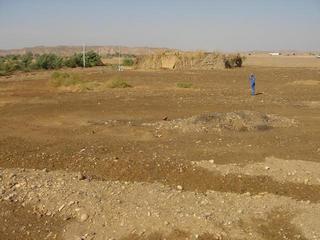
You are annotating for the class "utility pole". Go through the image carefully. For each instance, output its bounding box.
[82,44,86,68]
[118,46,121,71]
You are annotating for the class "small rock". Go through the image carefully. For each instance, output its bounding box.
[79,213,89,222]
[58,204,65,212]
[162,116,168,121]
[77,172,86,181]
[177,185,183,191]
[9,173,16,179]
[237,209,243,214]
[265,166,270,170]
[209,160,215,164]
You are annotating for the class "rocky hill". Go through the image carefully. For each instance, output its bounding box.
[0,45,173,56]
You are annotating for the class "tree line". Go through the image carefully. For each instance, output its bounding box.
[0,51,103,76]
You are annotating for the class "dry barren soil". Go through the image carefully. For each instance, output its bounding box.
[0,61,320,240]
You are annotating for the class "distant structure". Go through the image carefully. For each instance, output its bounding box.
[269,52,281,56]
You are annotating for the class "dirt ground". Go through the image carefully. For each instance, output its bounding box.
[0,59,320,240]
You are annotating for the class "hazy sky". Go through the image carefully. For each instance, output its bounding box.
[0,0,319,51]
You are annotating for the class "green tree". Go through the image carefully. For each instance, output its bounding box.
[85,51,103,67]
[65,51,103,68]
[35,54,63,69]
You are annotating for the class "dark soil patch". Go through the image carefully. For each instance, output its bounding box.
[0,201,64,240]
[255,210,308,240]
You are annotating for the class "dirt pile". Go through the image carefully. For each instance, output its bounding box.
[146,111,297,132]
[136,51,244,70]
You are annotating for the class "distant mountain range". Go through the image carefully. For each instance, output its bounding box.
[0,45,173,56]
[0,46,317,57]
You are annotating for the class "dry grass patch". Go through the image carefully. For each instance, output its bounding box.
[49,71,98,91]
[176,82,193,88]
[107,76,132,88]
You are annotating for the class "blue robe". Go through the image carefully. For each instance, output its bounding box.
[249,75,256,95]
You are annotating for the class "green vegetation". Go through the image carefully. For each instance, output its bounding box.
[0,53,36,75]
[50,71,98,91]
[36,54,63,69]
[0,51,104,76]
[50,72,132,91]
[50,72,84,87]
[176,82,193,88]
[108,77,132,88]
[122,58,134,66]
[65,51,104,68]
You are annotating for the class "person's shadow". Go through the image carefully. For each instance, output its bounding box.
[255,92,263,96]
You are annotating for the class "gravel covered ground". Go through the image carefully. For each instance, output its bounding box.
[0,65,319,239]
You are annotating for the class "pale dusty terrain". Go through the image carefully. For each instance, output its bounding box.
[245,55,320,68]
[0,59,320,240]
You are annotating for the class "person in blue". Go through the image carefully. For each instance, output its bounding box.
[249,73,256,96]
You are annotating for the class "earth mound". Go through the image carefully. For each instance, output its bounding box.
[147,111,297,132]
[136,51,244,70]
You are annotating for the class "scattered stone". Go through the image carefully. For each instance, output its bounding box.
[77,172,86,181]
[9,173,16,179]
[58,204,65,212]
[162,116,168,121]
[79,213,89,222]
[177,185,183,191]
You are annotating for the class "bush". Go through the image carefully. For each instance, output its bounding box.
[176,82,193,88]
[64,56,79,68]
[223,54,245,68]
[108,77,132,88]
[36,54,63,69]
[21,52,33,68]
[0,70,9,76]
[85,51,104,67]
[0,61,21,74]
[122,58,134,66]
[64,51,103,68]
